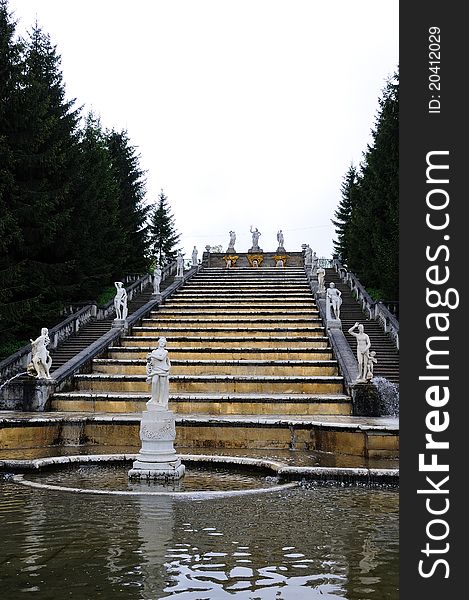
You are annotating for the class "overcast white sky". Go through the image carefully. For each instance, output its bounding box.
[10,0,398,259]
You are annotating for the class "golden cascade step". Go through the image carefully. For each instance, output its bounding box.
[92,358,339,377]
[131,326,325,337]
[74,373,344,394]
[107,346,334,361]
[140,318,323,328]
[119,336,330,348]
[51,391,351,416]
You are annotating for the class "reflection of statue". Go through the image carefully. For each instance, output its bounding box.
[366,351,378,381]
[277,230,284,249]
[249,226,262,252]
[317,267,325,292]
[30,328,52,379]
[146,337,171,409]
[114,282,128,320]
[176,251,184,277]
[153,266,162,294]
[348,322,371,382]
[327,282,342,319]
[228,231,236,250]
[191,246,198,266]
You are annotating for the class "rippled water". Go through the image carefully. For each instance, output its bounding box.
[0,474,398,599]
[22,464,282,493]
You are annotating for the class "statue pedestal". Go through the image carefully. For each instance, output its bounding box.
[112,318,128,331]
[128,407,185,480]
[327,318,342,330]
[151,293,162,302]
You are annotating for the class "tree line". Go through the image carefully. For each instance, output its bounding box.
[332,71,398,302]
[0,1,179,358]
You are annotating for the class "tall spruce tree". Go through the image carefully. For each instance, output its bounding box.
[332,71,398,300]
[70,114,124,298]
[148,190,180,266]
[1,19,81,353]
[107,129,149,273]
[0,0,24,353]
[331,164,359,261]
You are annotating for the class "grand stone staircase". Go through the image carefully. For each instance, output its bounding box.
[52,267,350,417]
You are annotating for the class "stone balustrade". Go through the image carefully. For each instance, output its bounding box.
[0,271,159,385]
[332,259,399,350]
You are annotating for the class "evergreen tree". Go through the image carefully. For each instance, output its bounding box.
[1,18,81,352]
[0,0,24,353]
[331,164,358,261]
[70,114,124,298]
[107,129,149,273]
[332,71,398,300]
[148,190,180,266]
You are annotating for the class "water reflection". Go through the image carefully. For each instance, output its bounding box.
[0,480,398,599]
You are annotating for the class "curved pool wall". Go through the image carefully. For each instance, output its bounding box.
[1,453,399,493]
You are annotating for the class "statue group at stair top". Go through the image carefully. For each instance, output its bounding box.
[348,322,377,383]
[146,337,171,410]
[29,327,53,379]
[114,282,128,320]
[225,227,287,253]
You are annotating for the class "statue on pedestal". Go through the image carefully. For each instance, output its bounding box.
[276,229,285,251]
[249,226,262,252]
[348,322,371,383]
[326,282,342,319]
[176,251,184,277]
[311,251,318,277]
[317,267,326,293]
[153,266,162,295]
[227,230,236,252]
[30,328,52,379]
[191,246,198,266]
[114,282,128,320]
[146,337,171,410]
[304,244,313,266]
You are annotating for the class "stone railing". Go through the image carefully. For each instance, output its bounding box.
[0,271,157,385]
[332,259,399,350]
[1,263,200,410]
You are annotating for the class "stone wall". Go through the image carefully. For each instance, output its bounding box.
[203,252,305,268]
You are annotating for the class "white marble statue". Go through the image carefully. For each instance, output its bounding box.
[348,322,371,383]
[228,230,236,250]
[249,226,262,251]
[30,327,52,379]
[317,267,326,292]
[191,246,198,266]
[366,351,378,381]
[304,245,312,266]
[326,282,342,319]
[176,251,184,277]
[277,229,284,248]
[311,251,318,276]
[276,259,284,268]
[114,282,128,320]
[153,266,162,295]
[146,337,171,409]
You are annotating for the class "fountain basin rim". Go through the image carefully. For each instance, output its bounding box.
[1,453,399,484]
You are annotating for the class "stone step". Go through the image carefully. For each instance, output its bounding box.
[51,391,352,415]
[131,326,325,337]
[107,346,334,361]
[120,336,330,348]
[153,308,319,316]
[181,285,311,291]
[74,373,344,394]
[92,358,339,377]
[140,317,323,328]
[163,300,316,307]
